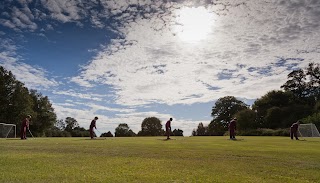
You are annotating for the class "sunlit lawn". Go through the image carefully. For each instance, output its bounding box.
[1,136,320,183]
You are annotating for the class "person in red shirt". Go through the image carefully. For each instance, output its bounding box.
[229,118,237,140]
[290,121,300,140]
[165,118,173,140]
[89,117,98,139]
[20,115,31,140]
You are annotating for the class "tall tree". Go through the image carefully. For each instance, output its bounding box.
[0,67,34,132]
[209,96,248,134]
[139,117,163,136]
[235,109,258,130]
[281,69,307,98]
[253,90,312,128]
[29,90,57,136]
[306,62,320,100]
[0,66,57,137]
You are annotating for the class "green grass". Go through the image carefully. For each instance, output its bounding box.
[1,136,320,183]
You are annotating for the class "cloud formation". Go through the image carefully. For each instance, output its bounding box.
[1,0,320,135]
[70,0,320,106]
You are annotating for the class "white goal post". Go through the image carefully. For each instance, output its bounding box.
[298,123,320,137]
[0,123,16,138]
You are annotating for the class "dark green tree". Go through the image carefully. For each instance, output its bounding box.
[235,109,258,130]
[139,117,163,136]
[101,131,114,137]
[281,69,307,98]
[115,123,136,137]
[71,127,90,137]
[209,96,248,134]
[196,122,207,136]
[192,129,197,136]
[172,129,183,136]
[55,119,66,130]
[29,90,57,136]
[0,67,33,134]
[65,117,79,132]
[253,90,312,128]
[306,62,320,100]
[0,66,57,137]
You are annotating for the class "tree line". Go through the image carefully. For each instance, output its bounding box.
[192,62,320,136]
[1,66,183,137]
[1,62,319,137]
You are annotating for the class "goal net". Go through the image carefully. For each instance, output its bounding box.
[0,123,16,138]
[298,123,320,137]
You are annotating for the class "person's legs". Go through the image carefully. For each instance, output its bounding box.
[294,131,299,140]
[89,128,94,139]
[290,129,293,140]
[166,127,170,139]
[23,128,27,139]
[21,127,27,139]
[230,129,235,139]
[20,127,24,139]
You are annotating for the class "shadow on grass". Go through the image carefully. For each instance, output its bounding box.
[157,138,176,141]
[79,138,115,140]
[228,138,245,141]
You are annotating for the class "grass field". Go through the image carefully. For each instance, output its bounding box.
[1,136,320,183]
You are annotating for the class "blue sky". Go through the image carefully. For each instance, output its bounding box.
[1,0,320,136]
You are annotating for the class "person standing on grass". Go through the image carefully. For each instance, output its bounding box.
[166,118,173,140]
[89,117,98,139]
[290,120,300,140]
[20,115,31,140]
[229,118,237,140]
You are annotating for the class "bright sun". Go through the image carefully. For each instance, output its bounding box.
[174,7,215,42]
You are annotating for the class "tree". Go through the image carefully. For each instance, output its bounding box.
[71,127,90,137]
[306,62,320,100]
[0,67,34,134]
[0,66,57,137]
[172,129,183,136]
[196,122,207,136]
[139,117,163,136]
[65,117,79,132]
[115,123,136,137]
[235,109,258,130]
[264,107,284,129]
[281,69,307,98]
[209,96,248,134]
[101,131,114,137]
[253,90,312,128]
[281,62,320,104]
[55,119,66,130]
[29,90,57,136]
[192,129,197,136]
[302,112,320,129]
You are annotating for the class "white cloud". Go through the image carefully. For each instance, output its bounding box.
[0,39,59,89]
[71,0,320,107]
[52,89,107,101]
[40,0,83,23]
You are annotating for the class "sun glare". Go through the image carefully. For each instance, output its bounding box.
[174,7,215,42]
